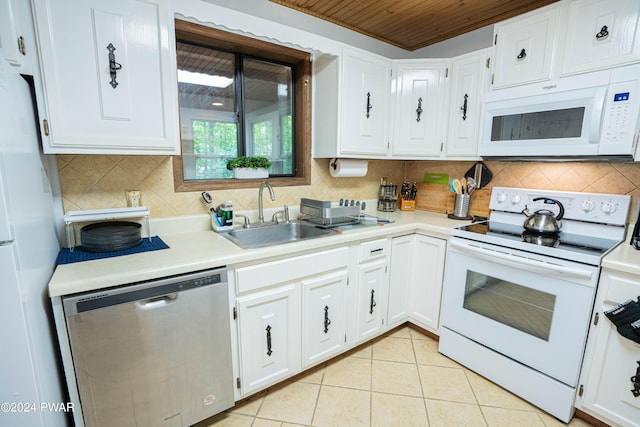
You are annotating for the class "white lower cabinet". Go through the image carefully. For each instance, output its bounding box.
[354,239,390,344]
[302,270,348,367]
[234,247,348,396]
[388,234,447,334]
[577,269,640,426]
[236,284,301,396]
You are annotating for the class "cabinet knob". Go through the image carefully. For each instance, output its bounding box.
[595,25,609,40]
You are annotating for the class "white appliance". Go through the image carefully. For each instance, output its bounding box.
[478,64,640,159]
[439,187,631,422]
[0,53,68,425]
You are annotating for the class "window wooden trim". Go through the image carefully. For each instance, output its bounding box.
[173,20,311,192]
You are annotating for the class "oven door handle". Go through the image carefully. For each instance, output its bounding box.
[449,240,594,281]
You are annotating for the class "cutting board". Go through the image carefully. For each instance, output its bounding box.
[415,183,491,217]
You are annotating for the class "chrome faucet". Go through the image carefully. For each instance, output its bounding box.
[258,181,276,223]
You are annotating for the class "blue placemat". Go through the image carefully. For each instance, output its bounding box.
[56,236,169,265]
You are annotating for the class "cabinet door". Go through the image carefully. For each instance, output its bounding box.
[409,235,447,332]
[31,0,180,154]
[302,269,348,368]
[341,48,390,156]
[355,258,388,343]
[391,61,447,158]
[562,0,640,75]
[446,50,490,158]
[492,4,560,89]
[578,270,640,427]
[387,235,413,327]
[237,284,301,395]
[0,0,29,71]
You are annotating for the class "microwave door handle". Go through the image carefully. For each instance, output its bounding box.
[590,86,608,143]
[449,240,593,280]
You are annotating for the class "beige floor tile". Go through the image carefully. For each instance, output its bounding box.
[195,413,255,427]
[296,364,325,384]
[252,418,283,427]
[371,359,423,397]
[539,412,595,427]
[425,399,487,427]
[465,370,540,412]
[282,424,308,427]
[409,328,432,341]
[349,344,372,359]
[372,336,416,363]
[312,385,370,427]
[371,392,428,427]
[419,365,477,404]
[322,356,372,390]
[413,339,460,368]
[229,395,265,416]
[257,381,320,425]
[387,326,412,338]
[481,406,545,427]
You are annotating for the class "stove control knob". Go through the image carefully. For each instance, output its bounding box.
[601,201,617,215]
[511,194,521,205]
[496,193,508,204]
[581,200,595,213]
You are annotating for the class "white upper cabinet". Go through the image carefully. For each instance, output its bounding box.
[445,49,490,158]
[0,0,32,72]
[31,0,180,154]
[313,47,391,158]
[561,0,640,76]
[391,60,447,158]
[491,3,560,89]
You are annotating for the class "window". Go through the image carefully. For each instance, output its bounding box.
[173,20,311,191]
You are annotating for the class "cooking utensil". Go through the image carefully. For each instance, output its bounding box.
[452,179,462,194]
[521,198,565,234]
[460,178,467,194]
[466,177,477,194]
[464,162,492,189]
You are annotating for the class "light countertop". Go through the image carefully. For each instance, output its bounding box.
[49,210,468,297]
[602,233,640,276]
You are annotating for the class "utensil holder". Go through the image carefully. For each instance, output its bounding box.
[453,194,471,218]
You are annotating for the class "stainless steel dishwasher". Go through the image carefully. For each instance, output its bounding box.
[63,268,234,427]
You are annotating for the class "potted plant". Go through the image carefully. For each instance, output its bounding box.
[226,156,272,179]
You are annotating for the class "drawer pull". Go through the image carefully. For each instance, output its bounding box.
[370,248,384,255]
[595,25,609,40]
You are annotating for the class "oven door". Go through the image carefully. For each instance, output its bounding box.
[441,239,600,386]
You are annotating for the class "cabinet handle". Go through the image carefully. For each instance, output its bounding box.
[324,305,331,333]
[366,92,372,118]
[595,25,609,40]
[416,97,423,122]
[460,94,468,121]
[266,325,273,356]
[369,289,377,314]
[631,361,640,397]
[516,48,527,60]
[107,43,123,89]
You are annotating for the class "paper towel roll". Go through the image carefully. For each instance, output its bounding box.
[329,158,368,177]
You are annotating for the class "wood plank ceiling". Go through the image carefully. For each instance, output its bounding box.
[269,0,559,51]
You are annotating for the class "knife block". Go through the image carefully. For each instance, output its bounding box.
[399,198,416,211]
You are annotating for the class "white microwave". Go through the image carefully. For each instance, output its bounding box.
[478,64,640,160]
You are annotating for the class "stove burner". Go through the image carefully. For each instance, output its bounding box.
[521,231,560,248]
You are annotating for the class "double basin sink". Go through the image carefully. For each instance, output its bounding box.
[220,221,337,249]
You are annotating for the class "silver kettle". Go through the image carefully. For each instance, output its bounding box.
[521,197,564,234]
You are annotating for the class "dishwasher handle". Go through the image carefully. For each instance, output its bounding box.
[136,293,178,310]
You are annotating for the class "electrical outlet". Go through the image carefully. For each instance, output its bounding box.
[126,190,141,207]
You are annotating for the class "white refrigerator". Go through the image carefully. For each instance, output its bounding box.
[0,53,68,426]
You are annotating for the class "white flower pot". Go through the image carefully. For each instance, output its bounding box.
[233,167,269,179]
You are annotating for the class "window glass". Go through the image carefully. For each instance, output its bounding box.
[176,41,295,180]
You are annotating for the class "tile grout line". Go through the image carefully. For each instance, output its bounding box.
[410,334,432,427]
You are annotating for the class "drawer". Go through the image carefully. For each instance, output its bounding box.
[236,247,348,294]
[358,238,389,263]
